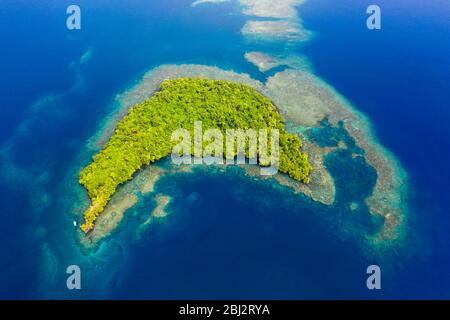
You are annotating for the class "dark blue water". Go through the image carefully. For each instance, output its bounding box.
[111,167,378,299]
[301,0,450,298]
[0,0,449,299]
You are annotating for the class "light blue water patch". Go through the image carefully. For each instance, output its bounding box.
[309,118,363,154]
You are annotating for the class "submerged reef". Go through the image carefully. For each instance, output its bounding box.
[239,0,311,43]
[240,0,305,19]
[263,70,407,242]
[241,20,310,42]
[244,52,284,72]
[76,64,407,250]
[244,52,312,73]
[191,0,230,7]
[191,0,311,43]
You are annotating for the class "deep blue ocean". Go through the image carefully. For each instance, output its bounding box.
[0,0,449,299]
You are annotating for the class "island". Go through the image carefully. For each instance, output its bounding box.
[72,0,408,251]
[79,78,312,233]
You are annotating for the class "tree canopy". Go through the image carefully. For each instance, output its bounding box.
[79,78,312,232]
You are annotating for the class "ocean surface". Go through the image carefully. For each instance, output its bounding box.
[0,0,449,299]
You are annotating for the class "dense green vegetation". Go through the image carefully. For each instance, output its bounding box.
[79,78,312,232]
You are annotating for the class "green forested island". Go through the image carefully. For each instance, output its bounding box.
[79,78,312,232]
